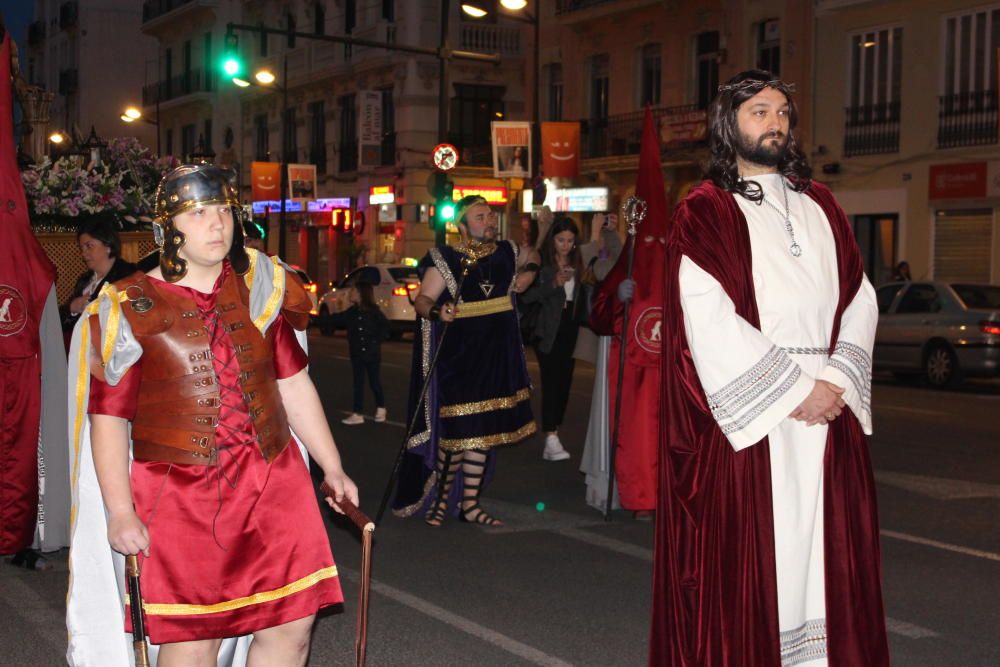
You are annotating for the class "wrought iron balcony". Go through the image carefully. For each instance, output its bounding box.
[141,68,215,106]
[459,23,522,58]
[937,91,998,149]
[843,101,900,156]
[142,0,194,24]
[582,104,708,159]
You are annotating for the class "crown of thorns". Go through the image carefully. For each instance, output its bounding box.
[717,79,796,94]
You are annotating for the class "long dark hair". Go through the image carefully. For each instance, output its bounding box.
[540,216,582,276]
[705,69,812,203]
[357,282,378,311]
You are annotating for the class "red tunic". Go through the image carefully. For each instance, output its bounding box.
[89,269,343,644]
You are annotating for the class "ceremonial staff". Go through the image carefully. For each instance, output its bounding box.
[606,196,647,521]
[125,554,151,667]
[374,250,482,524]
[321,486,375,667]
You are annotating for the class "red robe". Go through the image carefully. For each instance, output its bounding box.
[649,180,889,665]
[0,34,57,553]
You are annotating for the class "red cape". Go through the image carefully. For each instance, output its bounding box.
[649,180,889,665]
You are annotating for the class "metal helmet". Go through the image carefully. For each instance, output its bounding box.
[152,164,249,282]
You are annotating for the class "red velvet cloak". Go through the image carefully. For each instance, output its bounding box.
[649,180,889,666]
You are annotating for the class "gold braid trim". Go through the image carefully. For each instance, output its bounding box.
[439,420,537,452]
[453,296,513,319]
[126,566,339,616]
[390,471,440,518]
[439,388,530,418]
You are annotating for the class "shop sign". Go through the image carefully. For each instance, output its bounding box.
[251,199,303,215]
[369,185,395,205]
[927,161,1000,200]
[522,186,609,213]
[307,197,352,211]
[453,186,508,204]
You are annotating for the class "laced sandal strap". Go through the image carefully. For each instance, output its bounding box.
[459,504,503,526]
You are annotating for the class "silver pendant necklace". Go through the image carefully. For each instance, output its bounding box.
[760,177,802,258]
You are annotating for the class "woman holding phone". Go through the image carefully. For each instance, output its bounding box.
[521,217,583,462]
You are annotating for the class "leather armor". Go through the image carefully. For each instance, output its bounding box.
[107,269,307,466]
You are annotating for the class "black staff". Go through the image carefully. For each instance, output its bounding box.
[125,554,151,667]
[374,253,478,524]
[606,196,647,521]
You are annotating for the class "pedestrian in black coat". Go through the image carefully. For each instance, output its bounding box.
[331,282,390,425]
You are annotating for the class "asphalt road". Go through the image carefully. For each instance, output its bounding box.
[2,331,998,666]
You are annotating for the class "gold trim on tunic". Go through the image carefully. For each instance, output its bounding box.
[439,388,530,418]
[125,566,339,616]
[454,295,513,319]
[439,420,537,451]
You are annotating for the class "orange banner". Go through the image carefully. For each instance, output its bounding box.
[251,161,281,201]
[541,122,580,179]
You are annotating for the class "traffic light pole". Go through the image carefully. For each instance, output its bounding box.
[279,54,288,259]
[436,0,451,247]
[225,15,497,251]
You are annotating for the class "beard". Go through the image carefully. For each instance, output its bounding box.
[736,129,790,167]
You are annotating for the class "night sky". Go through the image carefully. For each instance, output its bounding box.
[1,1,33,48]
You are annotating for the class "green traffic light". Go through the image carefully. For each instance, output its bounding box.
[439,202,456,221]
[223,57,241,77]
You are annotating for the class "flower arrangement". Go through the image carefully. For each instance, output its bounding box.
[21,137,179,231]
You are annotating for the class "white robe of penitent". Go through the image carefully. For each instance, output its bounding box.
[679,173,877,667]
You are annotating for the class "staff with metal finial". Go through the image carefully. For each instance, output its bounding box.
[606,196,647,521]
[374,252,480,525]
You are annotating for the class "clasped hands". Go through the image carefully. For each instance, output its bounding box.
[789,379,846,426]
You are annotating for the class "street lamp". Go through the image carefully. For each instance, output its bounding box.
[49,131,66,145]
[227,58,291,259]
[460,1,540,176]
[119,105,161,155]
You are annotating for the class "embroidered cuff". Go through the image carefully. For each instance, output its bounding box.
[820,341,873,434]
[706,345,814,451]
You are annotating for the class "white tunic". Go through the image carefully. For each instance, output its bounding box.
[679,173,877,667]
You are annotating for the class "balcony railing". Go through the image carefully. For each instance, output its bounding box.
[459,24,522,58]
[142,0,194,24]
[447,138,493,167]
[142,68,215,106]
[582,104,708,159]
[937,91,998,149]
[843,101,900,156]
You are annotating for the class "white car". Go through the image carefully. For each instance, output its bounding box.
[318,263,420,338]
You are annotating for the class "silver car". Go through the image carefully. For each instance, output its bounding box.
[874,281,1000,387]
[318,263,420,338]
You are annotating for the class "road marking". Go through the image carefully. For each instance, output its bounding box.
[875,470,1000,500]
[880,529,1000,562]
[885,617,940,639]
[337,566,574,667]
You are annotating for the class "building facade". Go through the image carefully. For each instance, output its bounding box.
[814,0,1000,285]
[140,0,531,288]
[538,0,814,225]
[25,0,156,150]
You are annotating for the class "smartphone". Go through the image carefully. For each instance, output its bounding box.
[603,213,618,229]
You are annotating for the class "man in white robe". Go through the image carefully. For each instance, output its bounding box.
[650,70,889,666]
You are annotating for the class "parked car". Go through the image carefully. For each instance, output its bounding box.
[288,265,320,319]
[874,281,1000,387]
[318,263,420,338]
